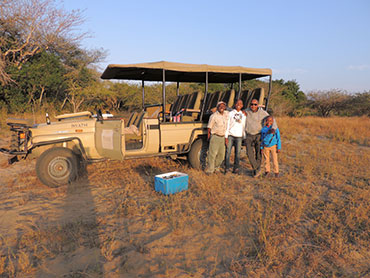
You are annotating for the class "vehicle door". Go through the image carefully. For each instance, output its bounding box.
[95,119,125,160]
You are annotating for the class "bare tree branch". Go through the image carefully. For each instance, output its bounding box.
[0,0,87,85]
[308,90,349,117]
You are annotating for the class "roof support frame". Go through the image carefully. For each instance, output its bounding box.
[238,73,242,99]
[199,72,208,121]
[142,80,145,109]
[162,69,166,122]
[266,75,272,110]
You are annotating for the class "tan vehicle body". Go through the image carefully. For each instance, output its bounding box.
[20,113,208,160]
[1,61,271,187]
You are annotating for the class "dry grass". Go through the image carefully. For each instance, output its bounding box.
[0,116,369,277]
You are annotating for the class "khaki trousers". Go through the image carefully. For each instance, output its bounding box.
[206,134,226,173]
[262,145,279,173]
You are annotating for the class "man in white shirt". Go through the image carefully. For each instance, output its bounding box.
[225,99,246,173]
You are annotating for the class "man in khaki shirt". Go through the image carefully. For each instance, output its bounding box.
[205,101,229,174]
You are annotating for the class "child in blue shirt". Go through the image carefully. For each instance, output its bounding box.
[261,116,281,177]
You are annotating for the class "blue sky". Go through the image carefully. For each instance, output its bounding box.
[62,0,370,93]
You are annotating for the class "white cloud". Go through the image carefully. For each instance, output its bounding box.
[347,65,370,71]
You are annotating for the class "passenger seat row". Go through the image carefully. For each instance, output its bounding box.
[128,87,266,125]
[168,87,265,122]
[170,91,203,122]
[203,89,235,113]
[238,88,265,109]
[125,110,146,140]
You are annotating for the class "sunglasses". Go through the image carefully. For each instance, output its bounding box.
[250,103,258,106]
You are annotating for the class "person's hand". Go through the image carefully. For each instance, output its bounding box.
[276,149,280,153]
[225,138,228,146]
[242,110,247,116]
[207,134,210,141]
[268,128,275,134]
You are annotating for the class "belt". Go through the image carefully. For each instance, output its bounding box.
[212,134,225,137]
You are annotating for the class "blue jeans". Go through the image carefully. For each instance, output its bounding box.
[225,136,242,170]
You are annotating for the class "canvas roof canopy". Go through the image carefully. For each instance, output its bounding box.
[101,61,272,83]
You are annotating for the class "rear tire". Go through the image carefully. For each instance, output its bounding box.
[188,138,208,170]
[36,147,79,187]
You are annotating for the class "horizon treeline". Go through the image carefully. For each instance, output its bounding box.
[1,49,369,117]
[1,0,369,117]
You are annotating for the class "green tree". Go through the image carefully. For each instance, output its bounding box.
[341,91,370,116]
[62,67,100,112]
[18,51,65,107]
[0,51,65,112]
[281,80,306,104]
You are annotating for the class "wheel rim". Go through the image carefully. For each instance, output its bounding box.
[48,156,72,181]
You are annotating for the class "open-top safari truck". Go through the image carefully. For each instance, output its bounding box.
[0,61,272,187]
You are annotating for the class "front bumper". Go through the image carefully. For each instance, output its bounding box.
[0,148,28,155]
[0,148,29,164]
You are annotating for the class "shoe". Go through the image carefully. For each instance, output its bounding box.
[205,168,214,175]
[274,173,279,178]
[253,168,262,178]
[264,172,270,177]
[232,168,240,174]
[224,168,232,174]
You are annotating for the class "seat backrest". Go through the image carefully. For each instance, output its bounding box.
[132,111,145,127]
[179,94,191,111]
[186,91,202,110]
[134,111,147,135]
[246,90,255,107]
[171,94,189,116]
[219,89,235,108]
[238,90,249,109]
[248,88,265,107]
[125,111,147,141]
[204,91,221,112]
[181,91,203,122]
[146,105,160,118]
[170,95,184,115]
[126,112,138,127]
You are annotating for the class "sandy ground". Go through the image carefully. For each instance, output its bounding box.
[0,136,241,277]
[1,124,369,278]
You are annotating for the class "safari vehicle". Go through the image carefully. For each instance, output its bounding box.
[0,61,272,187]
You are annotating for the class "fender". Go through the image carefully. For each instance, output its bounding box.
[1,137,89,164]
[32,137,89,160]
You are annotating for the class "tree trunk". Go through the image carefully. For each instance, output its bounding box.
[75,98,85,112]
[39,86,45,108]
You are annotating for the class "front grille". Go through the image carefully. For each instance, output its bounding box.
[7,123,31,153]
[10,132,19,151]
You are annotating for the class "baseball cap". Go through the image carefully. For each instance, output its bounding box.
[217,101,226,107]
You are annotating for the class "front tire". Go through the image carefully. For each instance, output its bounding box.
[188,138,208,170]
[36,147,79,187]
